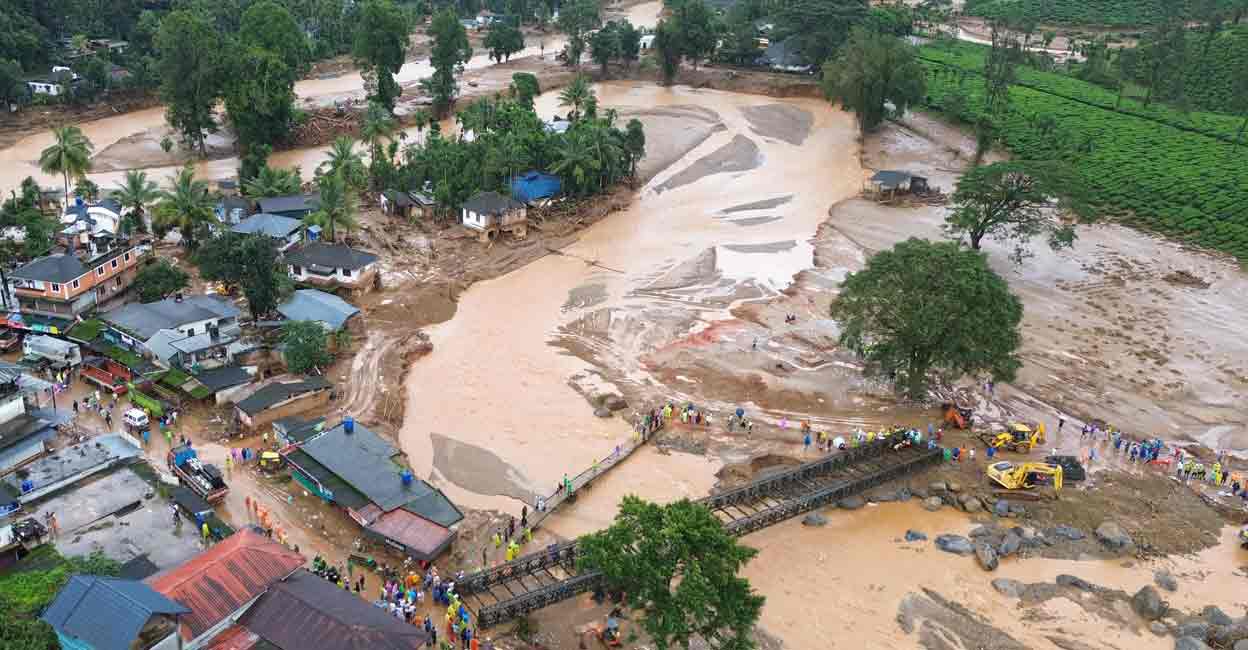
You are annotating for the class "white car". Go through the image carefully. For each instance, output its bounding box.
[122,408,150,431]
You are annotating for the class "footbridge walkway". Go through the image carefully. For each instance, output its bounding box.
[459,436,943,627]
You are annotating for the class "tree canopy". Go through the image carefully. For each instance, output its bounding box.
[225,1,304,152]
[195,232,287,318]
[153,164,215,249]
[421,8,472,117]
[775,0,871,67]
[282,320,332,374]
[830,238,1024,398]
[484,20,525,63]
[822,29,926,133]
[578,497,764,650]
[945,160,1087,261]
[557,0,602,67]
[353,0,412,112]
[157,10,222,155]
[38,126,93,203]
[133,259,190,302]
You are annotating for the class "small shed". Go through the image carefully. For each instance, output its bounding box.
[380,190,416,219]
[409,191,436,220]
[867,170,929,200]
[460,191,528,243]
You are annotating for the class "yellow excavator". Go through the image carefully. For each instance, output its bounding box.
[986,461,1063,499]
[978,422,1045,453]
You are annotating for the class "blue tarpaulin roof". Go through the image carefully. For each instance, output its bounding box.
[510,171,562,204]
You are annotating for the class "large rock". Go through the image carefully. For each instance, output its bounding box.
[974,543,999,571]
[935,534,975,555]
[1150,622,1169,636]
[1201,606,1233,627]
[1233,640,1248,650]
[1209,622,1248,647]
[897,487,912,502]
[600,393,628,411]
[1177,621,1211,641]
[1154,571,1178,592]
[593,406,612,418]
[1050,525,1086,541]
[868,489,898,503]
[1056,574,1095,591]
[999,532,1022,557]
[1009,502,1026,515]
[922,496,944,512]
[1132,585,1166,621]
[960,495,983,513]
[969,525,998,539]
[991,578,1023,598]
[994,500,1010,517]
[905,529,927,542]
[912,486,930,499]
[1095,521,1135,551]
[947,481,962,493]
[928,481,948,495]
[801,513,828,527]
[839,495,866,510]
[1174,637,1212,650]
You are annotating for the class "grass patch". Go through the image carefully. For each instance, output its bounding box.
[160,368,191,388]
[66,319,103,342]
[188,385,213,400]
[0,547,121,615]
[102,344,144,369]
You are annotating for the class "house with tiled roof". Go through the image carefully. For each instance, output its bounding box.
[146,527,304,650]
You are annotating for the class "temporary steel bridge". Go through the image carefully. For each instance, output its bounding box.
[457,438,943,627]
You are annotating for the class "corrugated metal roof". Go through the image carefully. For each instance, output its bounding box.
[284,243,378,271]
[298,421,412,511]
[235,377,331,416]
[240,569,428,650]
[276,290,360,331]
[101,295,240,341]
[42,575,190,650]
[366,509,454,561]
[146,528,304,641]
[232,213,304,238]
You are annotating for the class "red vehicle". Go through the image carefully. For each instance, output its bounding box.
[80,357,132,395]
[0,330,21,352]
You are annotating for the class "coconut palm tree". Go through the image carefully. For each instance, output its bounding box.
[304,171,358,242]
[154,164,215,249]
[360,102,397,154]
[316,137,367,192]
[243,165,303,198]
[558,75,593,122]
[112,170,160,235]
[551,132,599,196]
[39,126,94,204]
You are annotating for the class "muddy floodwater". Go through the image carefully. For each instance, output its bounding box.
[400,83,865,513]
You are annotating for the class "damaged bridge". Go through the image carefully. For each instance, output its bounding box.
[458,438,943,627]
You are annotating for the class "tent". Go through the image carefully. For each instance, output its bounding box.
[510,171,562,204]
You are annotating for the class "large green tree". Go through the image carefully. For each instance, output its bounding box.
[652,18,683,85]
[578,497,764,650]
[420,8,472,118]
[945,160,1086,261]
[822,29,925,133]
[484,20,525,63]
[238,0,309,75]
[510,72,541,107]
[243,165,303,197]
[133,259,190,301]
[154,164,215,249]
[353,0,411,112]
[0,58,22,109]
[558,74,593,121]
[282,320,332,373]
[775,0,869,67]
[305,171,358,241]
[112,170,160,235]
[830,238,1024,398]
[557,0,602,67]
[589,21,620,74]
[226,1,305,151]
[39,126,94,204]
[316,136,367,192]
[157,10,222,155]
[673,0,718,69]
[197,232,286,318]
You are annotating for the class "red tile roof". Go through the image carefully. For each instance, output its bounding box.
[205,624,260,650]
[147,527,305,641]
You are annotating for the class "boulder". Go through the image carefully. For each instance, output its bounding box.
[991,578,1023,598]
[593,407,612,418]
[839,495,866,510]
[905,529,927,542]
[928,481,948,495]
[1131,585,1165,621]
[969,525,997,538]
[935,534,975,555]
[994,500,1010,517]
[1009,502,1026,515]
[999,532,1022,557]
[1150,622,1169,636]
[1154,571,1178,592]
[1056,574,1095,591]
[974,542,999,571]
[1201,606,1233,627]
[961,495,983,513]
[912,486,930,499]
[1177,621,1211,641]
[947,481,962,493]
[1051,525,1086,541]
[602,394,628,411]
[922,496,944,512]
[1095,521,1135,551]
[1209,622,1248,647]
[897,487,912,501]
[1233,640,1248,650]
[868,489,898,503]
[1174,637,1212,650]
[801,513,828,527]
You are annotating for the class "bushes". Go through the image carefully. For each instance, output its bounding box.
[920,43,1248,261]
[963,0,1227,27]
[0,547,121,650]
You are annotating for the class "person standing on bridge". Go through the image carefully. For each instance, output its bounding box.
[803,432,812,456]
[520,506,528,529]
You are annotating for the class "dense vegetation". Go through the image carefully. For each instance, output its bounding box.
[920,39,1248,261]
[0,547,122,650]
[964,0,1248,27]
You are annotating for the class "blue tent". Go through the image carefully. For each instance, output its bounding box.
[510,171,562,204]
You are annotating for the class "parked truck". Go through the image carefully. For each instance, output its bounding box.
[167,443,228,504]
[80,357,131,395]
